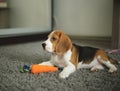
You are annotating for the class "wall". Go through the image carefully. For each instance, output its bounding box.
[8,0,51,29]
[54,0,113,37]
[0,0,51,38]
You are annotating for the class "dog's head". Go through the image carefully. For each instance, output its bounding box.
[42,30,72,55]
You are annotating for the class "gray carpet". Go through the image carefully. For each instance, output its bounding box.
[0,41,120,91]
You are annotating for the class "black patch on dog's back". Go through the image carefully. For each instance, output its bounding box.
[73,44,98,63]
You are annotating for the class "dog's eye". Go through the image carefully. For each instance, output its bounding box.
[52,37,57,41]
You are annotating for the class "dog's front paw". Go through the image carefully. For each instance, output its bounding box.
[59,71,69,79]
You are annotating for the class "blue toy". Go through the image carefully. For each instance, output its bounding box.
[20,65,30,73]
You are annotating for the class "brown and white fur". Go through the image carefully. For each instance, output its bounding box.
[40,30,119,78]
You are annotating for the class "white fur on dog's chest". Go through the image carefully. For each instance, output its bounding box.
[51,55,67,67]
[51,50,72,67]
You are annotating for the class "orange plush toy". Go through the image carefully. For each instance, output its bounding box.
[31,64,58,74]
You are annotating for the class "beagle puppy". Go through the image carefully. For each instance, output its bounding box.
[40,30,119,78]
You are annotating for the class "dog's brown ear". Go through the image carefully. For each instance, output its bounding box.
[55,32,72,55]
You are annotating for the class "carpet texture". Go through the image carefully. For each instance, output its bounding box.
[0,41,120,91]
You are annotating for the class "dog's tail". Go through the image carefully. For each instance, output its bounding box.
[108,57,120,64]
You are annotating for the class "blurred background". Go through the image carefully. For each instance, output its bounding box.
[0,0,119,48]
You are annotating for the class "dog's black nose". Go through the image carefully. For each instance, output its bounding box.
[42,43,46,49]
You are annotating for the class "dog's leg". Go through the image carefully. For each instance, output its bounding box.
[77,58,104,72]
[39,61,54,66]
[104,61,117,73]
[97,56,117,73]
[90,65,104,72]
[77,62,91,69]
[59,63,76,79]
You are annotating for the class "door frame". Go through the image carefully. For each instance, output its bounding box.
[112,0,120,48]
